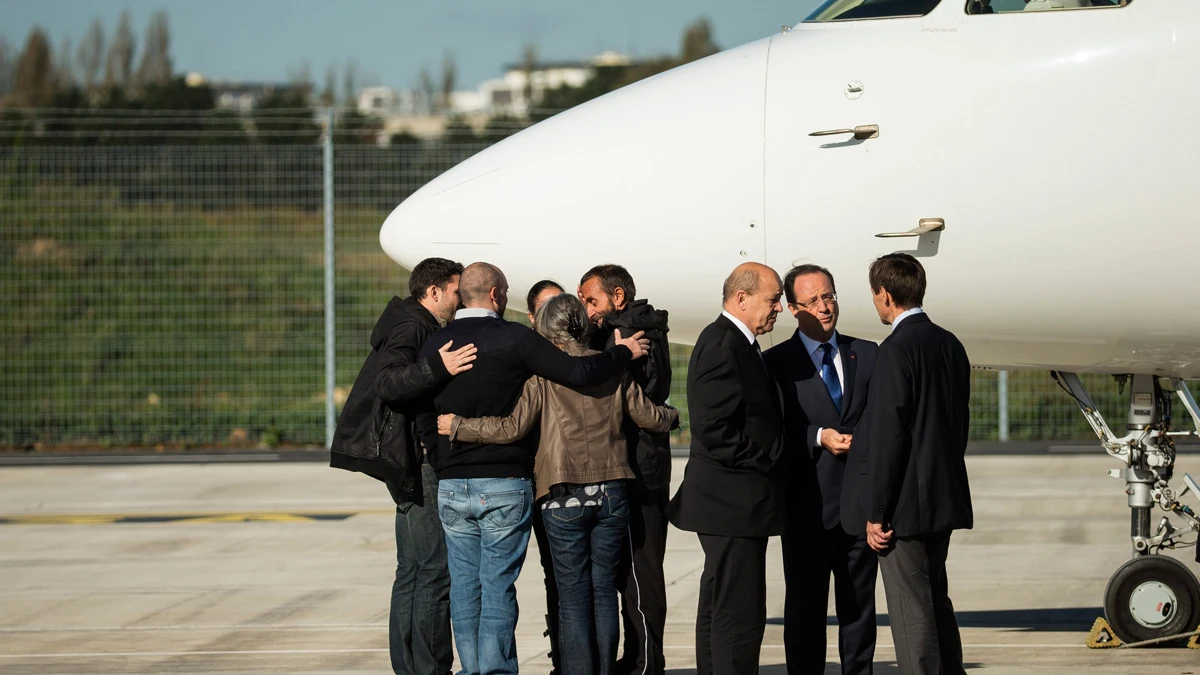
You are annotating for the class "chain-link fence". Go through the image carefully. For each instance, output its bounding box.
[0,109,1185,449]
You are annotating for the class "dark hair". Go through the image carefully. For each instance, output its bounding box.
[580,264,636,301]
[783,264,836,305]
[526,279,564,314]
[869,253,926,309]
[408,257,464,300]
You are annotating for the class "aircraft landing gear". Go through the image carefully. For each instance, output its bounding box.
[1054,372,1200,644]
[1103,555,1200,643]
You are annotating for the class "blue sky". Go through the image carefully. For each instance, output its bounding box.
[1,1,824,90]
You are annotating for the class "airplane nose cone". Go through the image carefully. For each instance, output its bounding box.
[380,37,773,336]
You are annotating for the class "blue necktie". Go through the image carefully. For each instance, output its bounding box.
[819,343,843,412]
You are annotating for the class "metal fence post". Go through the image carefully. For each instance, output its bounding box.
[324,108,336,449]
[999,369,1010,441]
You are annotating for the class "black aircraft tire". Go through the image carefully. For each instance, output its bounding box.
[1103,555,1200,645]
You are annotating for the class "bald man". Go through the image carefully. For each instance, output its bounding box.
[667,262,789,675]
[416,262,650,675]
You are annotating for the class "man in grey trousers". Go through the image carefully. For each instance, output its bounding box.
[842,253,973,675]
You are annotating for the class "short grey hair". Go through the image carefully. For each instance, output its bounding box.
[534,293,589,347]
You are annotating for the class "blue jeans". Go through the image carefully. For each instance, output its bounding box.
[437,477,533,675]
[541,481,630,675]
[386,461,453,675]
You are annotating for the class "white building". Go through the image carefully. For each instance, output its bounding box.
[479,51,631,117]
[357,86,432,117]
[352,51,636,142]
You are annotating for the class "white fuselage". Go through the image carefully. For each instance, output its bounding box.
[381,0,1200,376]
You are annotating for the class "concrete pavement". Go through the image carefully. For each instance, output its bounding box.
[1,455,1197,674]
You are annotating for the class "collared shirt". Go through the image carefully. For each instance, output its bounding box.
[795,329,844,392]
[795,329,844,449]
[720,310,757,346]
[455,308,500,321]
[891,307,925,331]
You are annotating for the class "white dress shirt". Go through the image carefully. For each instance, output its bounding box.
[455,308,500,320]
[720,311,757,346]
[796,329,844,449]
[891,307,925,331]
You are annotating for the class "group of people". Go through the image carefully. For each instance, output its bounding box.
[331,252,975,675]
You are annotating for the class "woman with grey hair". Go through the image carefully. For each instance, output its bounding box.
[438,293,677,675]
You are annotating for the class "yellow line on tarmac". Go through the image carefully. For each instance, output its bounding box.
[0,509,394,525]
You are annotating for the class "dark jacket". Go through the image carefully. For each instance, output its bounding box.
[765,330,877,532]
[590,299,674,491]
[330,296,451,492]
[667,314,788,538]
[840,312,974,538]
[417,314,633,480]
[449,341,678,500]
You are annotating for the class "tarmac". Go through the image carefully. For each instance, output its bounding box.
[1,453,1198,674]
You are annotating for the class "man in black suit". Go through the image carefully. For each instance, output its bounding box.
[842,253,973,675]
[764,264,878,675]
[668,262,788,675]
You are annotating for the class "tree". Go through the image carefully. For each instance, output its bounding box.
[54,34,75,91]
[681,18,719,64]
[319,65,336,107]
[520,43,537,111]
[482,114,525,141]
[387,130,421,147]
[286,60,313,100]
[334,109,382,145]
[417,65,435,114]
[342,60,358,107]
[441,115,477,144]
[103,11,136,92]
[13,27,56,107]
[76,19,105,93]
[0,37,13,99]
[253,91,320,144]
[135,10,173,91]
[439,52,456,112]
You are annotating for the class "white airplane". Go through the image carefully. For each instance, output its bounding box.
[381,0,1200,645]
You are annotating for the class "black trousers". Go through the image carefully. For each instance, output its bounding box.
[532,502,562,670]
[782,526,877,675]
[385,461,453,675]
[616,485,670,675]
[878,531,965,675]
[695,534,769,675]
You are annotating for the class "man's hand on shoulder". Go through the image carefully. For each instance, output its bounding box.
[613,329,650,360]
[437,340,477,376]
[820,428,852,455]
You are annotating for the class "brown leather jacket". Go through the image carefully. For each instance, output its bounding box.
[448,343,679,501]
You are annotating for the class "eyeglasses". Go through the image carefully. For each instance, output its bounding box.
[791,293,837,310]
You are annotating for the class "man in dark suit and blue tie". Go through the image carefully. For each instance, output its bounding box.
[764,264,878,675]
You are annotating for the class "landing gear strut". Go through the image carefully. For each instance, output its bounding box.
[1054,372,1200,644]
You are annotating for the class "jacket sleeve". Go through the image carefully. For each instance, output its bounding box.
[450,376,544,444]
[865,344,914,525]
[518,329,632,387]
[643,337,672,405]
[623,375,679,433]
[689,342,773,475]
[374,323,452,402]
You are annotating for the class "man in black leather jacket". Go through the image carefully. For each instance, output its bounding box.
[331,257,475,675]
[580,264,674,675]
